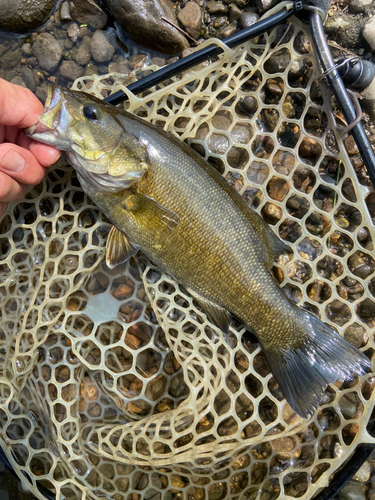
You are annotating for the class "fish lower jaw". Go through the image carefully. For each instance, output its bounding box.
[25,127,71,152]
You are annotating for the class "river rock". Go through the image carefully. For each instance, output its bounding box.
[104,0,190,55]
[339,481,366,500]
[325,12,363,49]
[21,67,36,92]
[239,10,259,29]
[33,33,63,72]
[90,31,115,63]
[362,15,375,50]
[70,0,108,29]
[67,22,80,43]
[60,60,85,80]
[177,2,202,40]
[75,36,92,65]
[60,1,72,21]
[0,0,58,33]
[350,0,372,13]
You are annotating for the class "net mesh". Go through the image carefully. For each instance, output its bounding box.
[0,17,374,500]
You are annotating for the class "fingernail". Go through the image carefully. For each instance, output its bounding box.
[1,150,26,173]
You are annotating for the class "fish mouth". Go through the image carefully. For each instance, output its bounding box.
[24,86,72,150]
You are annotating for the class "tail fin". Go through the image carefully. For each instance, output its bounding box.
[264,310,371,419]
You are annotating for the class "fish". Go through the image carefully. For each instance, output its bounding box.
[25,86,371,419]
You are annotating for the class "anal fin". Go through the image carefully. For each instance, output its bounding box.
[188,289,231,334]
[106,226,139,269]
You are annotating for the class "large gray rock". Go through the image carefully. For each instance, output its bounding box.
[32,33,63,72]
[69,0,108,29]
[0,0,58,33]
[104,0,190,55]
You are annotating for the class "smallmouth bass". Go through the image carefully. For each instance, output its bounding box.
[26,87,371,418]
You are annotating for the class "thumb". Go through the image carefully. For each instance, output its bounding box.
[0,143,46,186]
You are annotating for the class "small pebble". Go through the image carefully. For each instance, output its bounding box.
[60,1,72,21]
[353,461,371,482]
[67,22,80,43]
[206,1,228,14]
[344,135,359,155]
[239,10,259,28]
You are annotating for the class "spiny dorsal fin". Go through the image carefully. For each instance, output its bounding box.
[188,289,231,334]
[122,192,180,231]
[106,226,138,269]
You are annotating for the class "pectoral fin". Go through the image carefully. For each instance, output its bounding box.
[106,226,139,269]
[188,289,231,334]
[122,192,180,231]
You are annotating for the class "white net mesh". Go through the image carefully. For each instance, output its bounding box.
[0,17,374,500]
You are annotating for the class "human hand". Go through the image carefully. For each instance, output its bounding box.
[0,78,61,218]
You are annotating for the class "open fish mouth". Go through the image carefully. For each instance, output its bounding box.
[24,86,73,151]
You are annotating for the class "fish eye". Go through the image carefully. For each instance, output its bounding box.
[83,104,101,121]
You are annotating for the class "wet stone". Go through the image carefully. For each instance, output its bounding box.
[344,135,359,155]
[239,10,259,28]
[350,0,372,13]
[70,0,108,29]
[261,202,282,225]
[231,123,252,144]
[229,4,242,21]
[241,96,258,115]
[326,13,363,49]
[10,76,26,88]
[267,176,289,202]
[60,1,72,21]
[207,1,228,14]
[106,0,189,55]
[21,43,32,56]
[299,137,322,161]
[0,0,58,32]
[60,60,85,80]
[326,300,351,326]
[67,22,80,43]
[352,461,371,482]
[75,36,92,66]
[344,323,368,349]
[264,48,291,74]
[338,481,366,500]
[177,2,202,40]
[33,33,63,72]
[90,31,115,63]
[218,22,237,38]
[362,15,375,50]
[288,59,306,82]
[207,133,229,154]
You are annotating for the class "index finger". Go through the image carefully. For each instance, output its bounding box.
[0,78,44,129]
